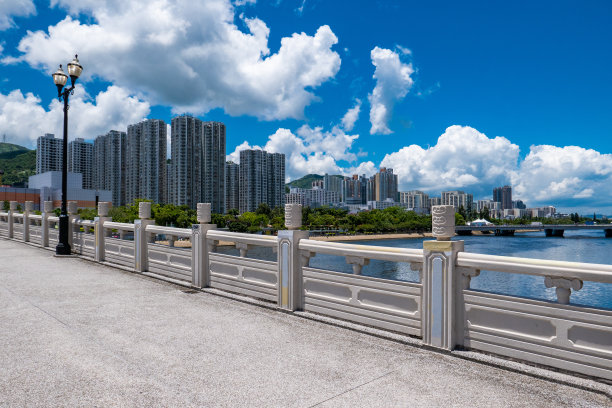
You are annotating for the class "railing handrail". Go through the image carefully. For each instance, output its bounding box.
[13,213,24,218]
[456,251,612,284]
[48,216,59,222]
[103,221,135,232]
[207,230,278,247]
[29,214,42,220]
[0,212,8,217]
[146,225,192,238]
[75,219,95,227]
[299,239,424,263]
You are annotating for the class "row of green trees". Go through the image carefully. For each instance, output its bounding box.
[2,200,609,233]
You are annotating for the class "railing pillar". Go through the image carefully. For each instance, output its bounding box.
[41,201,53,247]
[422,205,464,350]
[277,204,308,311]
[192,203,216,288]
[8,201,16,238]
[23,201,33,242]
[135,202,155,272]
[95,202,112,262]
[68,201,79,248]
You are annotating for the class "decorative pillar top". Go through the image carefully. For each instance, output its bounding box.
[98,201,111,217]
[67,201,78,215]
[197,203,211,224]
[431,205,455,241]
[139,201,152,220]
[9,201,17,211]
[285,203,302,230]
[43,201,53,213]
[24,201,34,212]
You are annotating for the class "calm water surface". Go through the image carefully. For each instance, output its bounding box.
[219,230,612,309]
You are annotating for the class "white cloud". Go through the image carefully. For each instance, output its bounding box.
[0,0,35,30]
[341,99,361,131]
[0,85,150,147]
[511,145,612,207]
[7,0,340,120]
[368,46,414,135]
[380,125,519,194]
[227,122,362,180]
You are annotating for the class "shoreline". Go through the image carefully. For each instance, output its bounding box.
[310,232,432,242]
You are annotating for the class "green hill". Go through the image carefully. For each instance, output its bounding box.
[287,174,343,190]
[0,143,36,187]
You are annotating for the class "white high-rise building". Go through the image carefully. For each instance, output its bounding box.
[67,138,93,190]
[441,190,473,212]
[239,149,285,213]
[94,130,126,206]
[36,134,62,174]
[126,119,167,205]
[399,190,430,212]
[170,115,225,213]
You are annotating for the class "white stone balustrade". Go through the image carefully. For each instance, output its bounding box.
[0,202,610,381]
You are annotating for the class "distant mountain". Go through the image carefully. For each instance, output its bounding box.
[287,173,343,190]
[0,143,36,186]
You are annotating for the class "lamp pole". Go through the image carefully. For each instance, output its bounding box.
[52,55,83,256]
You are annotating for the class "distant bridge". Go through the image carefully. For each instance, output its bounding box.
[456,224,612,237]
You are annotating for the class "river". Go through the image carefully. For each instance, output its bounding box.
[218,229,612,310]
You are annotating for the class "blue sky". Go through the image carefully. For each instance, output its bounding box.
[1,0,611,213]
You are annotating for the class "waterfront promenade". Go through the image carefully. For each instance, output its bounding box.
[1,239,610,407]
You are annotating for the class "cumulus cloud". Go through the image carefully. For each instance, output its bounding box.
[368,46,414,134]
[227,123,362,180]
[0,0,35,30]
[380,125,519,194]
[512,145,612,207]
[6,0,340,120]
[0,85,150,147]
[341,99,361,131]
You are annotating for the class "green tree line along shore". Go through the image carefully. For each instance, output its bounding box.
[3,199,608,235]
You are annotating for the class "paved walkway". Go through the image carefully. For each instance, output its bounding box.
[0,239,610,407]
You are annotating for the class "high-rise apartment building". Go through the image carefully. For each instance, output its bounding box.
[94,130,127,206]
[67,138,93,189]
[36,134,62,174]
[170,115,225,213]
[441,190,473,211]
[399,190,430,211]
[225,161,240,212]
[126,119,167,205]
[372,167,398,202]
[493,185,512,210]
[323,173,343,200]
[239,149,285,213]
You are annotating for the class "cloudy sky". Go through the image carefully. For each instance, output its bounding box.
[1,0,611,213]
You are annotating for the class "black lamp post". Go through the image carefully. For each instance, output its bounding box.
[52,55,83,255]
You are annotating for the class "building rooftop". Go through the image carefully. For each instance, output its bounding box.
[0,239,609,407]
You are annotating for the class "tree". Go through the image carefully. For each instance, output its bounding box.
[255,203,271,217]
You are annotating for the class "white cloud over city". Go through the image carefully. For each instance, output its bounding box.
[4,0,340,120]
[368,46,414,135]
[0,85,150,145]
[228,123,612,209]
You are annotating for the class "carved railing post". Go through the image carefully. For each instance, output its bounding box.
[545,276,583,305]
[8,201,16,239]
[134,202,155,272]
[67,201,79,248]
[422,205,464,350]
[23,201,33,242]
[192,203,216,288]
[346,256,369,275]
[41,201,53,247]
[95,202,112,262]
[278,204,308,311]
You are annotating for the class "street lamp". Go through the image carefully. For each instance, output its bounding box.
[52,54,83,255]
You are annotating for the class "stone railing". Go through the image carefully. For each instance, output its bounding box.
[0,201,610,382]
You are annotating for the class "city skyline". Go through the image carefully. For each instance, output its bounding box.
[0,1,611,213]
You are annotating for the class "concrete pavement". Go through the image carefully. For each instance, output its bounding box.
[0,238,610,407]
